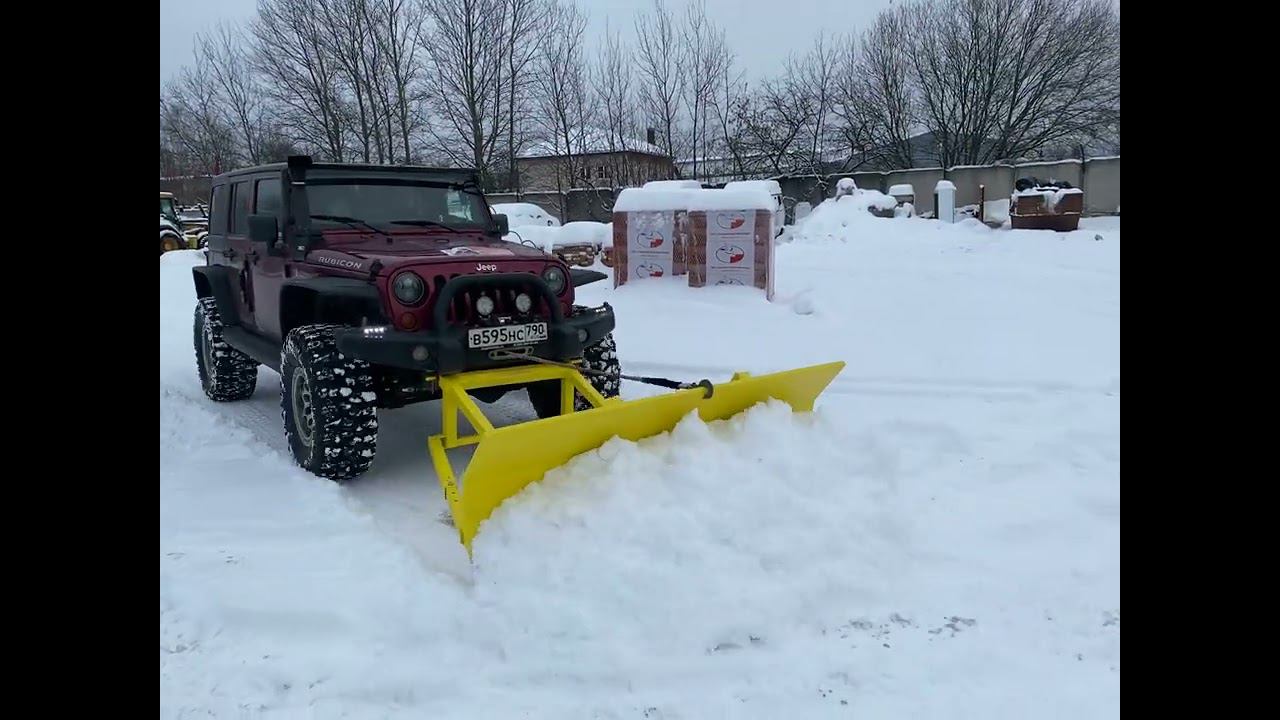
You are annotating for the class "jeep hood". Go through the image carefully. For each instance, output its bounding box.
[318,231,549,263]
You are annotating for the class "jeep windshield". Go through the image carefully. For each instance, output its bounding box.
[305,181,491,232]
[160,196,179,222]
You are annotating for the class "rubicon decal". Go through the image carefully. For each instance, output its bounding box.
[313,254,365,270]
[714,244,746,264]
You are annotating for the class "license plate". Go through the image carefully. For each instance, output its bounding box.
[467,322,549,349]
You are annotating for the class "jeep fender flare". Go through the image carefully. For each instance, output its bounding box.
[279,277,388,337]
[192,266,242,327]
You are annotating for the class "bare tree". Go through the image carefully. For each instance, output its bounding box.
[161,57,238,175]
[901,0,1120,166]
[419,0,509,185]
[748,74,815,176]
[854,9,917,169]
[498,0,548,192]
[634,0,684,170]
[594,21,643,187]
[196,22,267,165]
[251,0,349,160]
[679,0,731,179]
[708,64,750,181]
[531,0,590,199]
[793,34,839,183]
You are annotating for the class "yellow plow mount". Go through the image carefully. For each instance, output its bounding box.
[427,360,845,554]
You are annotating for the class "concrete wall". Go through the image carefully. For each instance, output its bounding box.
[771,156,1119,221]
[884,168,944,215]
[1082,157,1120,214]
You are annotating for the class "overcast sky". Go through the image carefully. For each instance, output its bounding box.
[160,0,898,85]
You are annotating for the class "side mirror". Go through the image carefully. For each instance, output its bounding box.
[248,214,278,245]
[492,213,509,236]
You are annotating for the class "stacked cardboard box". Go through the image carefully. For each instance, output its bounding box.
[611,186,775,299]
[685,209,774,300]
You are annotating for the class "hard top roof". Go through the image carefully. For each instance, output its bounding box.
[213,161,479,185]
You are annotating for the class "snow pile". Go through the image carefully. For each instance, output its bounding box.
[614,186,775,213]
[561,220,611,248]
[888,183,915,197]
[1013,187,1083,212]
[160,213,1119,718]
[642,179,702,190]
[724,179,782,200]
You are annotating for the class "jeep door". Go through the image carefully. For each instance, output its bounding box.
[205,181,256,328]
[248,175,287,342]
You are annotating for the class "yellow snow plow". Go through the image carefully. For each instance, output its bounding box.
[428,360,845,554]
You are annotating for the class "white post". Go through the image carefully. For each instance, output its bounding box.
[935,180,956,223]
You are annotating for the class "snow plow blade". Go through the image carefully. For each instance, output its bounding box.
[428,361,845,554]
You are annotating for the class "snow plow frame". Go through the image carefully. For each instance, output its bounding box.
[428,360,846,555]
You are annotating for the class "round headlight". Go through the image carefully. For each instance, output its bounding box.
[476,295,495,316]
[392,272,425,305]
[515,292,533,313]
[542,266,566,295]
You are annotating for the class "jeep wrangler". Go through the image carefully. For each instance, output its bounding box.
[191,156,620,480]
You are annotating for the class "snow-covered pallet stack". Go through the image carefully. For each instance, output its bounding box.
[611,188,690,286]
[611,185,776,300]
[685,190,776,301]
[1011,183,1084,231]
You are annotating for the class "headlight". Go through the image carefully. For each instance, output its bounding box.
[542,266,566,295]
[515,292,533,313]
[476,295,495,316]
[392,272,425,305]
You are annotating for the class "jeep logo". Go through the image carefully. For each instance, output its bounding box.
[476,263,498,272]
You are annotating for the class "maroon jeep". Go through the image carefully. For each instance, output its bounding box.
[192,156,620,480]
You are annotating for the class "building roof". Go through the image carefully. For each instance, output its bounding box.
[518,129,668,160]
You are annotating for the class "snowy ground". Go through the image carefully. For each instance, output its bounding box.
[160,204,1120,718]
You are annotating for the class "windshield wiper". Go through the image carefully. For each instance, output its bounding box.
[388,219,460,233]
[309,214,394,243]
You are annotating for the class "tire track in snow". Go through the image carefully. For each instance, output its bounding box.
[161,373,544,578]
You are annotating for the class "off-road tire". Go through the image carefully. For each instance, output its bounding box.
[194,297,258,402]
[527,331,621,419]
[280,324,379,481]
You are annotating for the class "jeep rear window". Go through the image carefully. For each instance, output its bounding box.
[231,181,251,234]
[210,185,229,234]
[305,182,490,228]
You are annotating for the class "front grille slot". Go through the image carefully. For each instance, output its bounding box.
[427,273,552,326]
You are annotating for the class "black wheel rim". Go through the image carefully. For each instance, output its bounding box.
[201,325,215,378]
[291,368,316,448]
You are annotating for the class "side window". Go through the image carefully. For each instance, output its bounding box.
[255,178,282,216]
[231,181,251,234]
[209,185,229,234]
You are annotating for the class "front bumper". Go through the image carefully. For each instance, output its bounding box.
[334,272,615,375]
[336,305,614,374]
